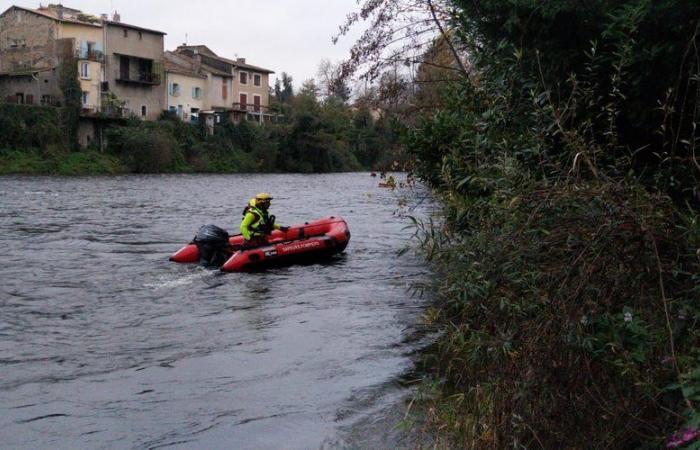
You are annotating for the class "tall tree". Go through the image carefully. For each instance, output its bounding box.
[273,78,282,100]
[317,59,351,103]
[334,0,468,82]
[280,72,294,104]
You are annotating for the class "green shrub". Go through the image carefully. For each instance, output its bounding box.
[56,151,126,175]
[399,0,700,447]
[414,181,699,448]
[106,123,178,173]
[0,104,68,153]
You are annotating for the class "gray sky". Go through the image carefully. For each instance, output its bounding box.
[1,0,366,88]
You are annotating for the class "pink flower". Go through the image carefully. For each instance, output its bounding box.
[667,427,699,448]
[682,428,698,442]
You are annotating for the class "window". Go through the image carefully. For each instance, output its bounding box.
[141,105,147,117]
[254,74,261,86]
[170,82,180,96]
[253,95,261,112]
[119,55,130,80]
[80,62,90,79]
[26,94,34,105]
[41,95,53,106]
[239,72,248,84]
[222,78,227,100]
[81,91,89,107]
[192,86,201,99]
[239,93,247,110]
[138,31,142,40]
[123,29,128,38]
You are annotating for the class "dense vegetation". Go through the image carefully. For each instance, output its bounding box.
[0,74,404,175]
[353,0,700,447]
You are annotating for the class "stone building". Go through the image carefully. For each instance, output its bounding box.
[0,4,104,110]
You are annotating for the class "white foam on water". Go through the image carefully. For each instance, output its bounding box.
[144,268,214,290]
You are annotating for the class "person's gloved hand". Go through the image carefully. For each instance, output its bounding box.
[279,226,290,232]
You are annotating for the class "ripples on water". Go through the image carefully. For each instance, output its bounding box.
[0,173,435,449]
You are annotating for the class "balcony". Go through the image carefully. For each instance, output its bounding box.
[116,72,161,86]
[115,54,162,87]
[81,103,100,114]
[232,102,267,113]
[75,49,104,63]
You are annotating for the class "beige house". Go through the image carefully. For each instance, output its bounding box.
[231,58,273,122]
[103,17,166,120]
[164,51,206,122]
[174,45,274,123]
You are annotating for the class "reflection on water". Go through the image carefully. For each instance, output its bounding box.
[0,173,434,449]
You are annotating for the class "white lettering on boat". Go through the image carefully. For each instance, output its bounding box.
[281,241,322,253]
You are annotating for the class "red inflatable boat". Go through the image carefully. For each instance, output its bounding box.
[170,217,350,272]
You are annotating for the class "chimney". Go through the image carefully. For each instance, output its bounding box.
[112,11,120,22]
[237,57,246,64]
[100,13,108,21]
[193,53,201,73]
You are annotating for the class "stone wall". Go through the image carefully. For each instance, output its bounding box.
[0,7,58,72]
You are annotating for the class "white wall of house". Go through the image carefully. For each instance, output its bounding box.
[166,71,206,122]
[78,60,103,111]
[205,73,232,110]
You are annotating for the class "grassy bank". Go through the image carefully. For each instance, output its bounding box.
[0,149,127,175]
[390,0,700,447]
[0,79,407,175]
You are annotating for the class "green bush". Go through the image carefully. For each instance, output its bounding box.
[0,104,68,153]
[106,124,178,173]
[56,151,126,175]
[399,0,700,447]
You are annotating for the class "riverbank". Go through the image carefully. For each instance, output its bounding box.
[387,0,700,447]
[0,86,407,176]
[0,149,127,175]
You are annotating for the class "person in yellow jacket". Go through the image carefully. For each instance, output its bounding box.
[240,193,289,248]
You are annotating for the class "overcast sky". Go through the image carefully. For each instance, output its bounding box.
[1,0,366,88]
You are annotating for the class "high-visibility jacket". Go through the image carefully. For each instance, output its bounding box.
[240,199,279,240]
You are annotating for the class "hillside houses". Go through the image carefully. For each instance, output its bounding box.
[0,3,275,146]
[169,45,275,124]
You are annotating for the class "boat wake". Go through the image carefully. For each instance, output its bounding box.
[144,269,215,290]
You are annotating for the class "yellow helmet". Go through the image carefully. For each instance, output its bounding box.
[255,192,273,201]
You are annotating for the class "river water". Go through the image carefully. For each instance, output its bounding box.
[0,173,434,449]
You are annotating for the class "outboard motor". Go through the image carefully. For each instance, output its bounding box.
[193,224,230,267]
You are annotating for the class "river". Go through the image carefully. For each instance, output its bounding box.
[0,173,434,449]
